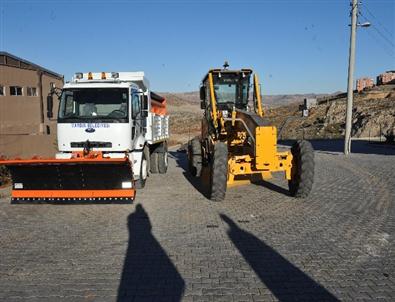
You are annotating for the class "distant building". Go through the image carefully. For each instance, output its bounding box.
[356,77,374,92]
[0,51,63,135]
[377,71,395,85]
[304,98,317,110]
[299,98,317,117]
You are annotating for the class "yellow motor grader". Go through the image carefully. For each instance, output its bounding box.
[188,63,314,201]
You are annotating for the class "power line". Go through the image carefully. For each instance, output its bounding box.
[370,23,395,47]
[364,26,395,58]
[359,4,394,48]
[359,13,395,58]
[361,2,393,38]
[360,12,395,48]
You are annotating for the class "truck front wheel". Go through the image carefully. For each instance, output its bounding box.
[135,147,149,189]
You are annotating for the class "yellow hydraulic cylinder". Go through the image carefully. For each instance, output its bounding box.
[254,74,264,117]
[208,72,218,128]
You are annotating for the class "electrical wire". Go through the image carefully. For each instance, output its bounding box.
[364,26,395,59]
[359,3,394,47]
[361,2,393,38]
[358,13,395,59]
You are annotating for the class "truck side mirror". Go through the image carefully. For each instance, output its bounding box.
[142,95,149,110]
[47,95,53,118]
[200,86,206,100]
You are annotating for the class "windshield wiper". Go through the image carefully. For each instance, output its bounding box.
[61,114,79,119]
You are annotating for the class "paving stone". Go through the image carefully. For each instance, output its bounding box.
[0,145,394,301]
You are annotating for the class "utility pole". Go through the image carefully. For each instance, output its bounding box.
[37,70,45,134]
[344,0,358,155]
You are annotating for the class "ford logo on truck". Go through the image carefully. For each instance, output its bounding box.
[85,128,95,133]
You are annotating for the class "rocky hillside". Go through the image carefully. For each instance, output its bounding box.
[162,91,333,144]
[164,84,395,144]
[163,91,329,107]
[269,84,395,140]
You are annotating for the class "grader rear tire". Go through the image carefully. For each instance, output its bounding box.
[209,142,228,201]
[188,138,202,177]
[288,140,314,198]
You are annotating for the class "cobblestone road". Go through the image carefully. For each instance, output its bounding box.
[0,141,394,301]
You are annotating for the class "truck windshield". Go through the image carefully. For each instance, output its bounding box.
[58,88,129,122]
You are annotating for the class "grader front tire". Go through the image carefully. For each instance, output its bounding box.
[288,140,314,198]
[209,142,228,201]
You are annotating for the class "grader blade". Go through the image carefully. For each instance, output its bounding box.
[1,157,135,202]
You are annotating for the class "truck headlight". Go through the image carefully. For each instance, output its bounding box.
[122,181,132,189]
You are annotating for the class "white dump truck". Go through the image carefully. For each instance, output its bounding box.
[0,71,169,201]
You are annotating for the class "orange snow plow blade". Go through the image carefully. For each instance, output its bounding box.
[0,154,135,202]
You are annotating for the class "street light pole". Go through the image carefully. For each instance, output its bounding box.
[344,0,358,155]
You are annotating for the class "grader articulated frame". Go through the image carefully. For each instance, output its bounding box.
[188,63,314,201]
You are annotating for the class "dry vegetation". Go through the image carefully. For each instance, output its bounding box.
[0,165,10,186]
[162,93,201,146]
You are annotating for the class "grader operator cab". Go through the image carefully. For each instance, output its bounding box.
[188,63,315,201]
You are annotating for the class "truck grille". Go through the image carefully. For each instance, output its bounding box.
[70,142,112,148]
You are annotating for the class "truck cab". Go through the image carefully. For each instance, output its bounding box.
[48,71,169,188]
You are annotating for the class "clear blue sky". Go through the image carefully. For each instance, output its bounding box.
[1,0,394,94]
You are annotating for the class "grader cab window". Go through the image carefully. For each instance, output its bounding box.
[214,83,237,104]
[211,73,250,110]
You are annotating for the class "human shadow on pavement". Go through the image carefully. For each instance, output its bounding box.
[220,214,339,302]
[117,204,185,302]
[280,139,395,156]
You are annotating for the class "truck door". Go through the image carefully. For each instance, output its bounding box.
[131,92,142,140]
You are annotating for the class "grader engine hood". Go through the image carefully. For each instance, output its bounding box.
[57,123,132,152]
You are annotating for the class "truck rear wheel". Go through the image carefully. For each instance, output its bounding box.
[188,138,202,177]
[209,142,228,201]
[288,140,314,198]
[158,152,168,174]
[150,152,158,174]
